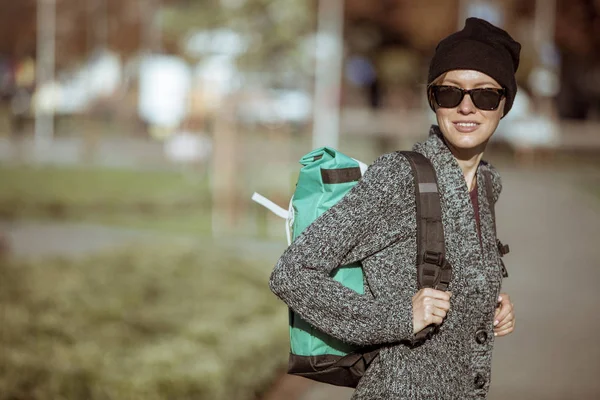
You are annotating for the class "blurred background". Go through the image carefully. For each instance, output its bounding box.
[0,0,598,399]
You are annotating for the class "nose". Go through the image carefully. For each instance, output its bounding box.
[457,92,476,114]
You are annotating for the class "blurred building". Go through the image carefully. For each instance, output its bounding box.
[0,0,597,143]
[342,0,600,120]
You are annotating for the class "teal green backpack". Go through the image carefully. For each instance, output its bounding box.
[252,147,369,376]
[287,147,367,355]
[253,147,508,387]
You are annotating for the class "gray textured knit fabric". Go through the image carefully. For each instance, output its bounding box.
[269,125,506,399]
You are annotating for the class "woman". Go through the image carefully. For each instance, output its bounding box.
[270,18,518,399]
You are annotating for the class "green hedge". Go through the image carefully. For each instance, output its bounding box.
[0,165,218,235]
[0,242,289,400]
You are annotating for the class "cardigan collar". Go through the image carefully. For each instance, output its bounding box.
[411,125,501,280]
[412,125,451,159]
[412,124,486,195]
[412,125,468,171]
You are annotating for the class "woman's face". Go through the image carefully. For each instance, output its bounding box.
[433,69,505,153]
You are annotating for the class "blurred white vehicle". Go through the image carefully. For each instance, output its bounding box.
[236,88,312,127]
[494,86,560,149]
[164,131,212,164]
[35,50,123,115]
[138,55,191,129]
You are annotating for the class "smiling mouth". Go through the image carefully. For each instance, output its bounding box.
[454,122,480,128]
[453,121,481,133]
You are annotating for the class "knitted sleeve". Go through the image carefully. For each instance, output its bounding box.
[269,152,416,346]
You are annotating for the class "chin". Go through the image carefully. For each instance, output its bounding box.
[454,135,485,148]
[445,132,487,150]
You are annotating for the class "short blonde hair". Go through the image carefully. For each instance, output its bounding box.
[429,73,447,86]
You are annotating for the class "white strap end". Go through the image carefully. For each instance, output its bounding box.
[251,192,289,219]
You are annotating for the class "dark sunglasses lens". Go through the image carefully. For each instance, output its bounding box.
[471,89,502,110]
[434,86,463,108]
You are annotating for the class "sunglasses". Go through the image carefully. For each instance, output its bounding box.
[429,85,506,111]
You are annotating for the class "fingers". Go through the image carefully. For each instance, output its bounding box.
[494,320,515,337]
[494,295,513,327]
[414,289,451,318]
[495,310,514,330]
[422,296,451,311]
[494,294,515,337]
[412,289,452,334]
[418,288,452,301]
[422,303,448,319]
[423,306,445,324]
[430,305,447,318]
[494,305,510,326]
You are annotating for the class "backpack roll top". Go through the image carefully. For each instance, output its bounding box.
[293,147,363,234]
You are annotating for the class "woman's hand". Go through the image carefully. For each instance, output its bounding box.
[412,288,452,334]
[494,293,515,337]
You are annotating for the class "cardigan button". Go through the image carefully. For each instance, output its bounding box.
[474,373,486,389]
[475,329,488,344]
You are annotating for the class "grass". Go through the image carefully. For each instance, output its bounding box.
[0,165,209,205]
[0,165,215,235]
[0,162,306,238]
[0,241,289,400]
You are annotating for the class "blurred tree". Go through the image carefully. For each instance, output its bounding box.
[0,0,180,69]
[0,1,37,59]
[161,0,315,87]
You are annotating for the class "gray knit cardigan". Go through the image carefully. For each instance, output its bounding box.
[269,125,506,399]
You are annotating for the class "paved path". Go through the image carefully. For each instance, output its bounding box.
[0,221,158,257]
[265,164,600,400]
[0,220,286,261]
[0,137,171,169]
[487,166,600,399]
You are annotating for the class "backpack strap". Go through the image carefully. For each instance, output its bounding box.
[399,151,451,290]
[399,151,451,343]
[483,170,497,233]
[483,170,509,278]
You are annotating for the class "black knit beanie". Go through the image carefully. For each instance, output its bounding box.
[427,17,521,116]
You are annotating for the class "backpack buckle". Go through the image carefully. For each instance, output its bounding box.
[423,250,445,267]
[500,259,509,278]
[419,251,451,290]
[418,264,440,289]
[497,240,510,256]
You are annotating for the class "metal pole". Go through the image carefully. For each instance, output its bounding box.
[458,0,471,29]
[534,0,556,48]
[88,0,109,52]
[141,0,162,54]
[533,0,558,117]
[312,0,344,150]
[35,0,56,148]
[98,0,108,50]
